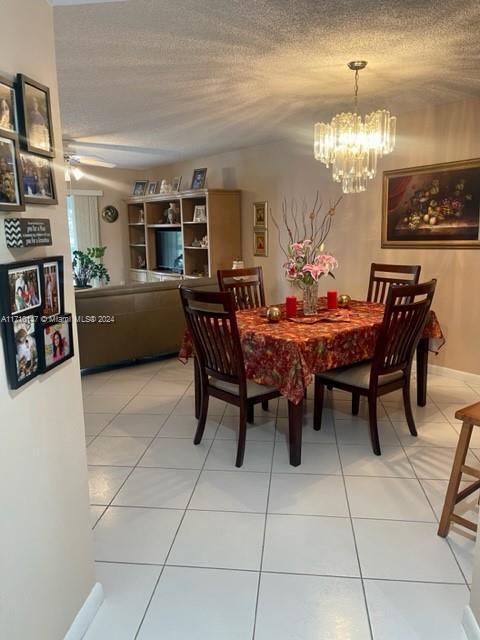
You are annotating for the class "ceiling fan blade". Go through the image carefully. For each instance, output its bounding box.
[75,155,116,168]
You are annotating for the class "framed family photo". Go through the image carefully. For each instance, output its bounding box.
[172,176,182,192]
[20,152,57,204]
[132,180,148,197]
[0,130,24,212]
[191,168,207,190]
[0,75,18,133]
[147,181,158,195]
[1,314,40,389]
[4,263,42,316]
[382,158,480,249]
[42,258,64,318]
[16,75,55,158]
[41,314,74,373]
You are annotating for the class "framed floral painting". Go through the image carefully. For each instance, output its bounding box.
[382,158,480,248]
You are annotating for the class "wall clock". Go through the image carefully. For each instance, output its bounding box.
[102,205,119,223]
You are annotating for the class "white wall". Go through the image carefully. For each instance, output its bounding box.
[150,96,480,376]
[0,1,95,638]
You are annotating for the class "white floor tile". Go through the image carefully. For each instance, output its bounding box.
[393,420,460,447]
[345,476,436,521]
[339,445,415,478]
[86,436,95,446]
[121,395,180,415]
[158,414,219,439]
[91,378,148,396]
[437,403,474,425]
[405,446,480,480]
[365,579,469,640]
[420,479,478,522]
[263,514,359,577]
[87,436,152,466]
[101,414,167,437]
[173,394,225,416]
[428,385,480,405]
[273,441,341,475]
[217,415,276,441]
[90,505,106,528]
[84,394,132,414]
[268,473,349,516]
[335,417,400,446]
[84,413,115,436]
[137,566,258,640]
[139,437,211,469]
[168,510,264,570]
[94,506,183,564]
[138,379,191,396]
[112,467,200,509]
[88,466,132,505]
[255,572,371,640]
[189,470,270,512]
[204,439,273,472]
[353,519,464,582]
[84,563,160,640]
[383,401,447,423]
[332,399,387,420]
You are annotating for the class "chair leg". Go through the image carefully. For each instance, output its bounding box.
[261,400,269,411]
[368,395,381,455]
[194,390,209,445]
[247,404,254,424]
[236,404,247,467]
[314,378,324,430]
[402,383,417,436]
[352,392,360,416]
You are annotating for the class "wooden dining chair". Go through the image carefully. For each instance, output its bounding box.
[367,263,421,304]
[314,280,437,455]
[217,266,266,310]
[179,287,280,467]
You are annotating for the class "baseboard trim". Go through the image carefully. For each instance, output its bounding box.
[428,364,480,387]
[463,605,480,640]
[64,582,104,640]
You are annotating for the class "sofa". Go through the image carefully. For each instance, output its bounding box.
[75,277,217,370]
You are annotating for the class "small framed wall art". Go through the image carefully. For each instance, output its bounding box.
[253,229,268,257]
[253,201,267,229]
[0,74,18,133]
[40,313,74,373]
[0,129,25,212]
[16,74,55,158]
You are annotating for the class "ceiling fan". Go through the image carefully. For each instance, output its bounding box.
[63,138,116,181]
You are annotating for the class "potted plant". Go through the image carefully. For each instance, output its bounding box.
[72,247,110,289]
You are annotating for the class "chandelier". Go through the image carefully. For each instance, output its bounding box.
[314,61,396,194]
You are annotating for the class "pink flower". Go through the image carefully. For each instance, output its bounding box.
[302,263,328,280]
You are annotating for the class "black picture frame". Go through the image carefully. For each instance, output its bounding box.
[132,180,148,197]
[191,168,207,190]
[39,313,74,373]
[20,152,57,205]
[1,314,41,389]
[0,129,25,212]
[0,74,18,134]
[40,257,64,319]
[0,259,43,318]
[16,74,55,158]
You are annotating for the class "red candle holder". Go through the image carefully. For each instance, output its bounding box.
[286,295,297,318]
[327,290,338,310]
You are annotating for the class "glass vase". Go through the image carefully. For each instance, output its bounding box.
[302,281,319,316]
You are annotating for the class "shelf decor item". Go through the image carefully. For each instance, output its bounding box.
[0,129,25,212]
[20,152,57,204]
[382,158,480,248]
[16,74,55,158]
[193,205,206,222]
[0,74,18,133]
[191,168,207,190]
[314,61,396,194]
[147,181,158,195]
[272,193,341,315]
[132,180,148,197]
[172,176,182,192]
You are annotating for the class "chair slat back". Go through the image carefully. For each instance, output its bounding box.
[367,263,421,304]
[179,287,245,385]
[372,280,436,379]
[217,267,266,310]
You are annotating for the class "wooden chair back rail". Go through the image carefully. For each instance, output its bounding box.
[217,267,266,310]
[372,281,436,379]
[367,263,421,304]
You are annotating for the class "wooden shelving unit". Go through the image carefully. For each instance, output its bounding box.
[126,189,241,282]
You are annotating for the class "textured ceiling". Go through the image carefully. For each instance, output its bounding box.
[53,0,480,168]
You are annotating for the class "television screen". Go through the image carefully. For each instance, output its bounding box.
[155,228,183,273]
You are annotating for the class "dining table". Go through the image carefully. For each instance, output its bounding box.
[179,297,445,467]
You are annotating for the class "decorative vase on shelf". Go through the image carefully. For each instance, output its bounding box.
[302,281,319,316]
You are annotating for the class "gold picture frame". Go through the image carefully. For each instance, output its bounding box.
[253,229,267,257]
[253,201,267,229]
[382,158,480,249]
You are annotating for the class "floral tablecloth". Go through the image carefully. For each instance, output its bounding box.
[179,298,445,405]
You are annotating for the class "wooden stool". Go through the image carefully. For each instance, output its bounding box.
[438,402,480,537]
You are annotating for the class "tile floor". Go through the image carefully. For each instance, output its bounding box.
[83,357,480,639]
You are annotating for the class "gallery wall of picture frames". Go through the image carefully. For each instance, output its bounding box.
[0,256,74,390]
[0,73,57,213]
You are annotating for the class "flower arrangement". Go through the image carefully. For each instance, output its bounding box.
[272,193,341,288]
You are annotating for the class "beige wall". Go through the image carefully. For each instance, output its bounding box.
[71,166,143,284]
[0,2,95,638]
[152,97,480,376]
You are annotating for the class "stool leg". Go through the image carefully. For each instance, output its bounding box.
[438,421,473,537]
